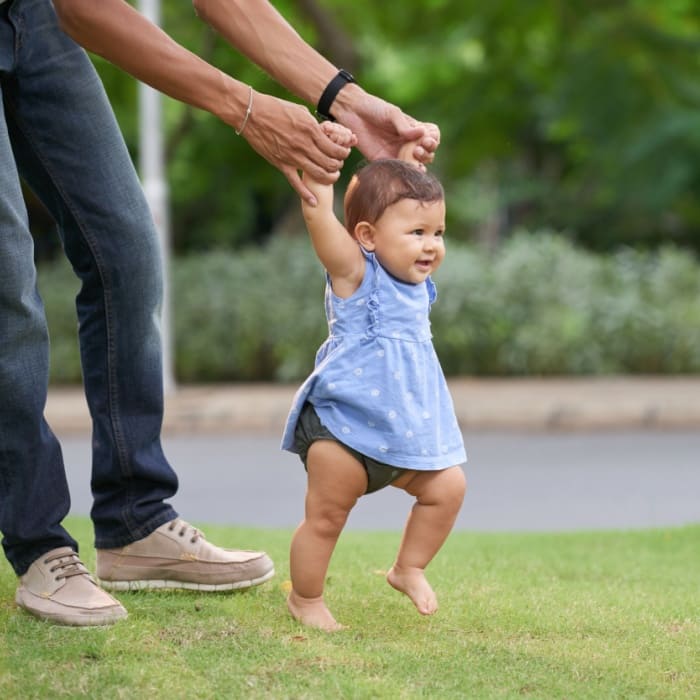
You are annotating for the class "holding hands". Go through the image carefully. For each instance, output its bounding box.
[240,93,356,205]
[240,89,439,205]
[331,88,440,167]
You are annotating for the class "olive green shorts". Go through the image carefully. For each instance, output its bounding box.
[294,402,408,494]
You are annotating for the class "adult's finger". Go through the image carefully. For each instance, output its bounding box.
[282,127,349,177]
[284,165,341,205]
[241,95,348,173]
[310,129,352,170]
[284,168,318,206]
[299,158,342,184]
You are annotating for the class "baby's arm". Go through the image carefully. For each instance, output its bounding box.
[301,122,365,293]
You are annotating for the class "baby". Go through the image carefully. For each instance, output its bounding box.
[281,122,467,631]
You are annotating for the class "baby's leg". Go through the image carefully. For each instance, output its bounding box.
[288,440,367,631]
[388,466,466,615]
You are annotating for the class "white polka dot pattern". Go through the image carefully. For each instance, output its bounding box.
[281,250,466,470]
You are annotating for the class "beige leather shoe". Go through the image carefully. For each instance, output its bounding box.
[96,519,275,591]
[15,547,127,626]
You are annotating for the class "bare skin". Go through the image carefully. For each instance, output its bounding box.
[386,466,468,616]
[287,438,466,631]
[287,589,344,633]
[288,439,366,631]
[386,566,438,615]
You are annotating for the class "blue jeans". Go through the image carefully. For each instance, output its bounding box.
[0,0,178,575]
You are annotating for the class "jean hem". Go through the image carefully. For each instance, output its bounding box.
[93,507,179,550]
[10,528,80,577]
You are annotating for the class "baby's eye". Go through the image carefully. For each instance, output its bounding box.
[411,229,424,236]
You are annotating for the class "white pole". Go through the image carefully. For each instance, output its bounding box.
[138,0,175,394]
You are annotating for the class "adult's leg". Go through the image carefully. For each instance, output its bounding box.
[3,0,177,550]
[388,466,466,614]
[0,86,77,576]
[288,440,367,631]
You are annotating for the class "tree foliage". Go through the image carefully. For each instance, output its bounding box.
[31,1,700,255]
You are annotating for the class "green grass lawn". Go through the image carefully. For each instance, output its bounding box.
[1,517,698,699]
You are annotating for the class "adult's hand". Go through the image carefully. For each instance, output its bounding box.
[237,92,357,205]
[332,85,440,166]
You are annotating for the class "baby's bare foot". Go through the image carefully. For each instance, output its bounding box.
[386,565,438,615]
[287,590,345,632]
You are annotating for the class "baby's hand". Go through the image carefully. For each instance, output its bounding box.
[301,122,355,206]
[320,120,357,149]
[398,139,427,171]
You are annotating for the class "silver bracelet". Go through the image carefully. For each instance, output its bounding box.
[236,85,253,136]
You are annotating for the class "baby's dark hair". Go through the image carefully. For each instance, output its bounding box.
[343,159,444,235]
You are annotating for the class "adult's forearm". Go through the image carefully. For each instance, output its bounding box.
[193,0,337,106]
[53,0,249,127]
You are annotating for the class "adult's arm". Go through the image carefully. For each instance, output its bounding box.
[193,0,440,163]
[53,0,351,203]
[54,0,439,198]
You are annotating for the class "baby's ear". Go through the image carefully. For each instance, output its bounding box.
[354,221,376,250]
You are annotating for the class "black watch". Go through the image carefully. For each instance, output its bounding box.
[316,69,355,122]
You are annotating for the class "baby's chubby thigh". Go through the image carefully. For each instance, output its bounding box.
[305,440,369,529]
[392,465,467,507]
[390,469,419,491]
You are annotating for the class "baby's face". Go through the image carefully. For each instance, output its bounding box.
[370,198,446,284]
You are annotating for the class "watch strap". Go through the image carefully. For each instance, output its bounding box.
[316,69,355,121]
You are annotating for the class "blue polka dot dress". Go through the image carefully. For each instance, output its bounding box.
[282,249,466,470]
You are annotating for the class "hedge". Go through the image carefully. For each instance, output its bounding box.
[38,232,700,384]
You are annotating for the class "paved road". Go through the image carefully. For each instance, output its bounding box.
[58,429,700,532]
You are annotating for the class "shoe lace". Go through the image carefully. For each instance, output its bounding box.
[167,519,203,544]
[44,550,89,581]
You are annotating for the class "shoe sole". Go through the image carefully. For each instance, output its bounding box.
[15,592,128,627]
[17,608,127,626]
[98,566,275,592]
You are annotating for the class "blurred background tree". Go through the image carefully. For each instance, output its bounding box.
[30,0,700,258]
[33,0,700,381]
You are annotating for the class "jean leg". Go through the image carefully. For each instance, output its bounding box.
[4,0,178,550]
[0,94,79,576]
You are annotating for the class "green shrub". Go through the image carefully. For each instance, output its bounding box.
[172,236,326,381]
[432,232,606,374]
[38,232,700,383]
[591,248,700,372]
